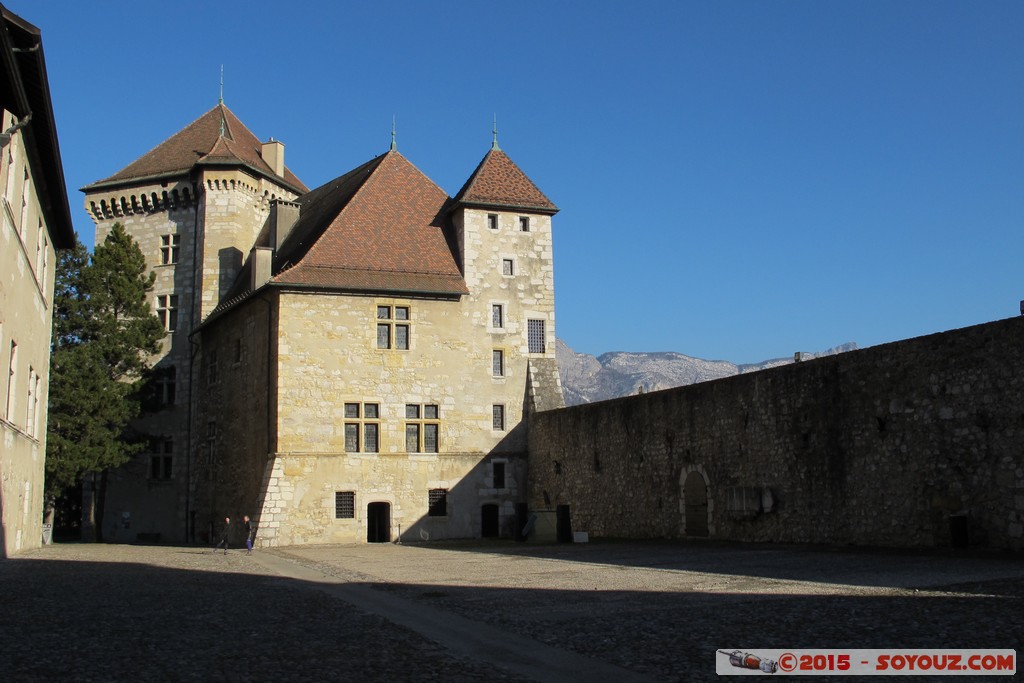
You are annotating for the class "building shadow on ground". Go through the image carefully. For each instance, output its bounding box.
[4,548,1019,683]
[1,550,1021,681]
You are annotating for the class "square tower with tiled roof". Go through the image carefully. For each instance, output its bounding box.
[81,104,306,543]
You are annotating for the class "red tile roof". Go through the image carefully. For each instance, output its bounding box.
[453,148,557,214]
[272,151,467,296]
[82,104,307,193]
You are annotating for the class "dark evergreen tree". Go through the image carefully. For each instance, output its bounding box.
[46,224,164,538]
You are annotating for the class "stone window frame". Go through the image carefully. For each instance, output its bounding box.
[207,349,218,386]
[527,318,545,354]
[149,439,174,480]
[376,304,410,351]
[487,213,498,231]
[25,366,38,438]
[344,402,380,453]
[160,234,180,265]
[490,302,506,331]
[157,294,178,332]
[519,216,530,232]
[428,488,448,517]
[335,491,356,519]
[405,403,440,453]
[6,339,17,421]
[492,460,506,490]
[501,257,515,277]
[492,404,506,432]
[156,365,176,407]
[492,349,505,378]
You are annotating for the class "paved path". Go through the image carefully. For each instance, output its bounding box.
[2,540,1022,681]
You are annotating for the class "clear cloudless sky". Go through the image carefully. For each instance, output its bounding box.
[10,0,1023,363]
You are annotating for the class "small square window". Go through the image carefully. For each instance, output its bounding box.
[344,403,360,418]
[428,488,448,517]
[502,259,514,276]
[519,216,530,232]
[405,404,420,419]
[335,491,355,519]
[394,306,409,321]
[424,404,439,420]
[364,404,379,419]
[377,306,391,319]
[487,214,498,230]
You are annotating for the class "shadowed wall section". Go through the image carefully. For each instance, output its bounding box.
[528,315,1024,551]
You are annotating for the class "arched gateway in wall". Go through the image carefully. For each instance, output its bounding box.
[680,467,711,537]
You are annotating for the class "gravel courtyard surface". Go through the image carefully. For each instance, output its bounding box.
[3,540,1021,681]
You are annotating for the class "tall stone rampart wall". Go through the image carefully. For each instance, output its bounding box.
[528,316,1024,550]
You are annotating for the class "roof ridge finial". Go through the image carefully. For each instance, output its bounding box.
[390,116,397,152]
[219,65,224,106]
[491,114,500,151]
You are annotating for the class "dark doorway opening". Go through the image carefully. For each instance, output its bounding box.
[481,504,499,538]
[514,503,528,542]
[367,502,391,543]
[684,471,709,537]
[556,504,573,543]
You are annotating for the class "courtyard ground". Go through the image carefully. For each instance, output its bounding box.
[1,539,1021,681]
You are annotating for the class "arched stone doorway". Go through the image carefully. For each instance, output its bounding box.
[682,470,709,537]
[367,502,391,543]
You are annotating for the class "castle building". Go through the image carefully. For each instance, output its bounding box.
[0,4,75,556]
[82,104,563,545]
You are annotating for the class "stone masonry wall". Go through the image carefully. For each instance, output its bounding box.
[528,316,1024,550]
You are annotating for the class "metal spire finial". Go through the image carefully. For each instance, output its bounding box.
[491,114,500,151]
[390,116,397,152]
[219,65,224,105]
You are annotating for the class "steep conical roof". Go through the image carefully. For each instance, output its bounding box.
[271,150,467,296]
[452,148,557,215]
[82,104,307,193]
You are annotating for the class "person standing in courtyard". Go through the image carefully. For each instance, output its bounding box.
[213,516,231,554]
[244,515,254,555]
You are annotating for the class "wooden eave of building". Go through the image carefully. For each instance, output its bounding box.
[0,3,75,247]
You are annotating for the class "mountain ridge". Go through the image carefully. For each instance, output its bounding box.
[557,339,857,406]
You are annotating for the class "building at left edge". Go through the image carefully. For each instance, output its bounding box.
[82,104,565,546]
[0,3,75,557]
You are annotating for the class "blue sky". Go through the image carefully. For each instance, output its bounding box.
[13,1,1024,362]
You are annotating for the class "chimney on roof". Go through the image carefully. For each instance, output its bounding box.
[250,247,273,290]
[269,199,300,251]
[261,138,285,177]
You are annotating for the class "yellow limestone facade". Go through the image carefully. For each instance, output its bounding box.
[82,105,563,546]
[194,205,562,546]
[0,6,75,556]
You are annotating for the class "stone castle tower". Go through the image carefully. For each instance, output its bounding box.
[81,104,307,540]
[82,105,563,544]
